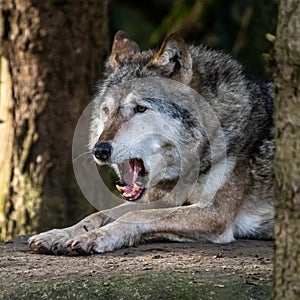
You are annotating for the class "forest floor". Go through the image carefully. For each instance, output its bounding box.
[0,235,273,300]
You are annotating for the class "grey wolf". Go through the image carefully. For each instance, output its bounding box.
[28,31,274,255]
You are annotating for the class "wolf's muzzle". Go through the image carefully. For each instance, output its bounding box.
[93,142,112,161]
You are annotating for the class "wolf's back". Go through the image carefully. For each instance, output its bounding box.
[188,44,273,160]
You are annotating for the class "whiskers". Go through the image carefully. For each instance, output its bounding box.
[72,150,93,163]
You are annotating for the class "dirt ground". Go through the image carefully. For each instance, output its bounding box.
[0,235,273,299]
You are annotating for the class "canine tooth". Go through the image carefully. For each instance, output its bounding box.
[116,185,125,193]
[133,184,140,191]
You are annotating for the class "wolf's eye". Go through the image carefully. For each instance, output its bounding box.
[103,107,109,115]
[135,105,147,113]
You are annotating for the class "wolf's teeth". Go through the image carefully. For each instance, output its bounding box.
[133,184,140,191]
[123,192,132,197]
[116,185,125,193]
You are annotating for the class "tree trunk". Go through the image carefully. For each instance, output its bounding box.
[0,0,109,240]
[273,0,300,298]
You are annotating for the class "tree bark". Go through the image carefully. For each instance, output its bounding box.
[273,0,300,298]
[0,0,109,240]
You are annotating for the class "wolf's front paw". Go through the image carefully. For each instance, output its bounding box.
[66,230,122,255]
[28,229,70,255]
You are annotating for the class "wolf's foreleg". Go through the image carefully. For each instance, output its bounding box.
[65,204,236,254]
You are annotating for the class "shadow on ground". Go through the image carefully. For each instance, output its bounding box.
[0,235,273,299]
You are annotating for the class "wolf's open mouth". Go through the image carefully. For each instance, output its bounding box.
[115,158,148,201]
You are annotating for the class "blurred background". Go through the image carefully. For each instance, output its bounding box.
[109,0,277,78]
[0,0,278,240]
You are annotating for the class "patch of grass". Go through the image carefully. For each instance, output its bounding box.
[0,272,271,300]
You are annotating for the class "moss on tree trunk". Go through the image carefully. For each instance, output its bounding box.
[0,0,109,240]
[273,0,300,298]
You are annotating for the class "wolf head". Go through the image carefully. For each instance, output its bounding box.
[89,32,207,203]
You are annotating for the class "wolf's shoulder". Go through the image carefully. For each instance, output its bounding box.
[189,44,272,99]
[189,44,243,77]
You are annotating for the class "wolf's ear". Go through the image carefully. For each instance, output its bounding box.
[107,31,140,72]
[147,33,193,84]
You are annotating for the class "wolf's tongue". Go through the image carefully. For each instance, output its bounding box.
[124,185,133,194]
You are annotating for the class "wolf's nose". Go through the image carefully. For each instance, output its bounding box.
[93,142,112,161]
